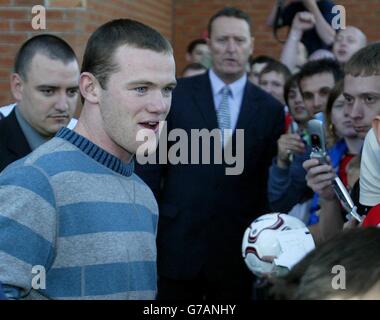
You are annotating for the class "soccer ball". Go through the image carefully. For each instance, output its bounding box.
[242,212,306,277]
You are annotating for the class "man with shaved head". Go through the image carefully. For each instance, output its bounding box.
[333,26,367,65]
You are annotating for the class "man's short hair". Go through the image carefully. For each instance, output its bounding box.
[249,55,276,68]
[298,58,344,85]
[207,7,251,37]
[81,18,173,90]
[344,42,380,77]
[187,39,207,54]
[271,228,380,299]
[14,34,77,81]
[182,62,207,75]
[260,60,291,83]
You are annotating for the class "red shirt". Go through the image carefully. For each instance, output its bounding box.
[338,153,354,188]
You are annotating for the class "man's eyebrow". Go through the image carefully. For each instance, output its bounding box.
[127,80,177,87]
[36,85,58,89]
[127,81,154,86]
[359,92,380,96]
[36,85,79,90]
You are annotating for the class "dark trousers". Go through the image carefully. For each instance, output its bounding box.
[157,269,254,301]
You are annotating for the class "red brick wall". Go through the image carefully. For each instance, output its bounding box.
[173,0,380,74]
[0,0,173,106]
[1,0,379,106]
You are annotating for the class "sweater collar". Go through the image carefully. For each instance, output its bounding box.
[56,127,134,177]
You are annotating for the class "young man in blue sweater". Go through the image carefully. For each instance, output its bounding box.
[0,19,176,299]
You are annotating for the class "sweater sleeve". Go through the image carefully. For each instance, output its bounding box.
[0,164,57,299]
[268,151,311,213]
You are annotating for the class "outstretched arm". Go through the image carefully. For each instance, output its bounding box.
[302,0,336,45]
[281,11,315,71]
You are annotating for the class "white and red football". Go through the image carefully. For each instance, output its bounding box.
[242,212,306,277]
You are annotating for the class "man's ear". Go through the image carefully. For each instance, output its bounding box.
[206,37,211,50]
[250,36,255,56]
[185,53,192,63]
[80,72,101,104]
[10,73,24,101]
[372,116,380,145]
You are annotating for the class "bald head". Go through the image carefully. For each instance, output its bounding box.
[333,26,367,64]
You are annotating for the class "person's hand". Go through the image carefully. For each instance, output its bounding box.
[343,218,360,230]
[344,214,366,229]
[277,133,305,168]
[303,158,336,200]
[291,11,316,32]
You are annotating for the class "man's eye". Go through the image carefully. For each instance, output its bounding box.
[365,95,377,104]
[67,88,79,97]
[40,89,54,96]
[320,89,331,96]
[162,87,174,95]
[135,87,148,93]
[304,94,313,100]
[344,96,354,104]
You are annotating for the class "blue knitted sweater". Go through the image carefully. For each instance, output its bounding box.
[0,128,158,299]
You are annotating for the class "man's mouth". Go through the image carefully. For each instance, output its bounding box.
[354,125,369,132]
[49,114,69,120]
[338,49,347,56]
[224,58,237,64]
[139,121,160,132]
[294,106,305,113]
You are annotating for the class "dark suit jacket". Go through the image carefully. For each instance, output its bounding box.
[135,72,284,282]
[0,109,31,172]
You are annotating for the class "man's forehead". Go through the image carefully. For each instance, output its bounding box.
[344,74,380,95]
[301,72,335,89]
[211,16,251,35]
[340,26,362,38]
[261,71,284,81]
[28,53,78,71]
[112,46,176,84]
[114,45,173,64]
[27,53,79,82]
[194,44,208,51]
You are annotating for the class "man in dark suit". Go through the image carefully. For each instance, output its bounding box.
[135,7,285,300]
[0,34,79,172]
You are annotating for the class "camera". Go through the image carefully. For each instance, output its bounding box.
[306,119,362,222]
[307,119,328,164]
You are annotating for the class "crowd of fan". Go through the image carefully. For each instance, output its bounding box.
[0,0,380,300]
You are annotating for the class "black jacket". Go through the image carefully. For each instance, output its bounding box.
[135,72,285,283]
[0,109,31,172]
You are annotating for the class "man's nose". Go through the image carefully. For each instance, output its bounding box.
[349,100,363,119]
[313,95,322,110]
[149,91,169,114]
[226,38,237,52]
[55,93,69,112]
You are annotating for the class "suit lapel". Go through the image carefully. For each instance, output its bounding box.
[192,72,219,130]
[5,109,32,157]
[234,82,261,131]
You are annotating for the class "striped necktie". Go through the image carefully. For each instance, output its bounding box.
[217,86,231,146]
